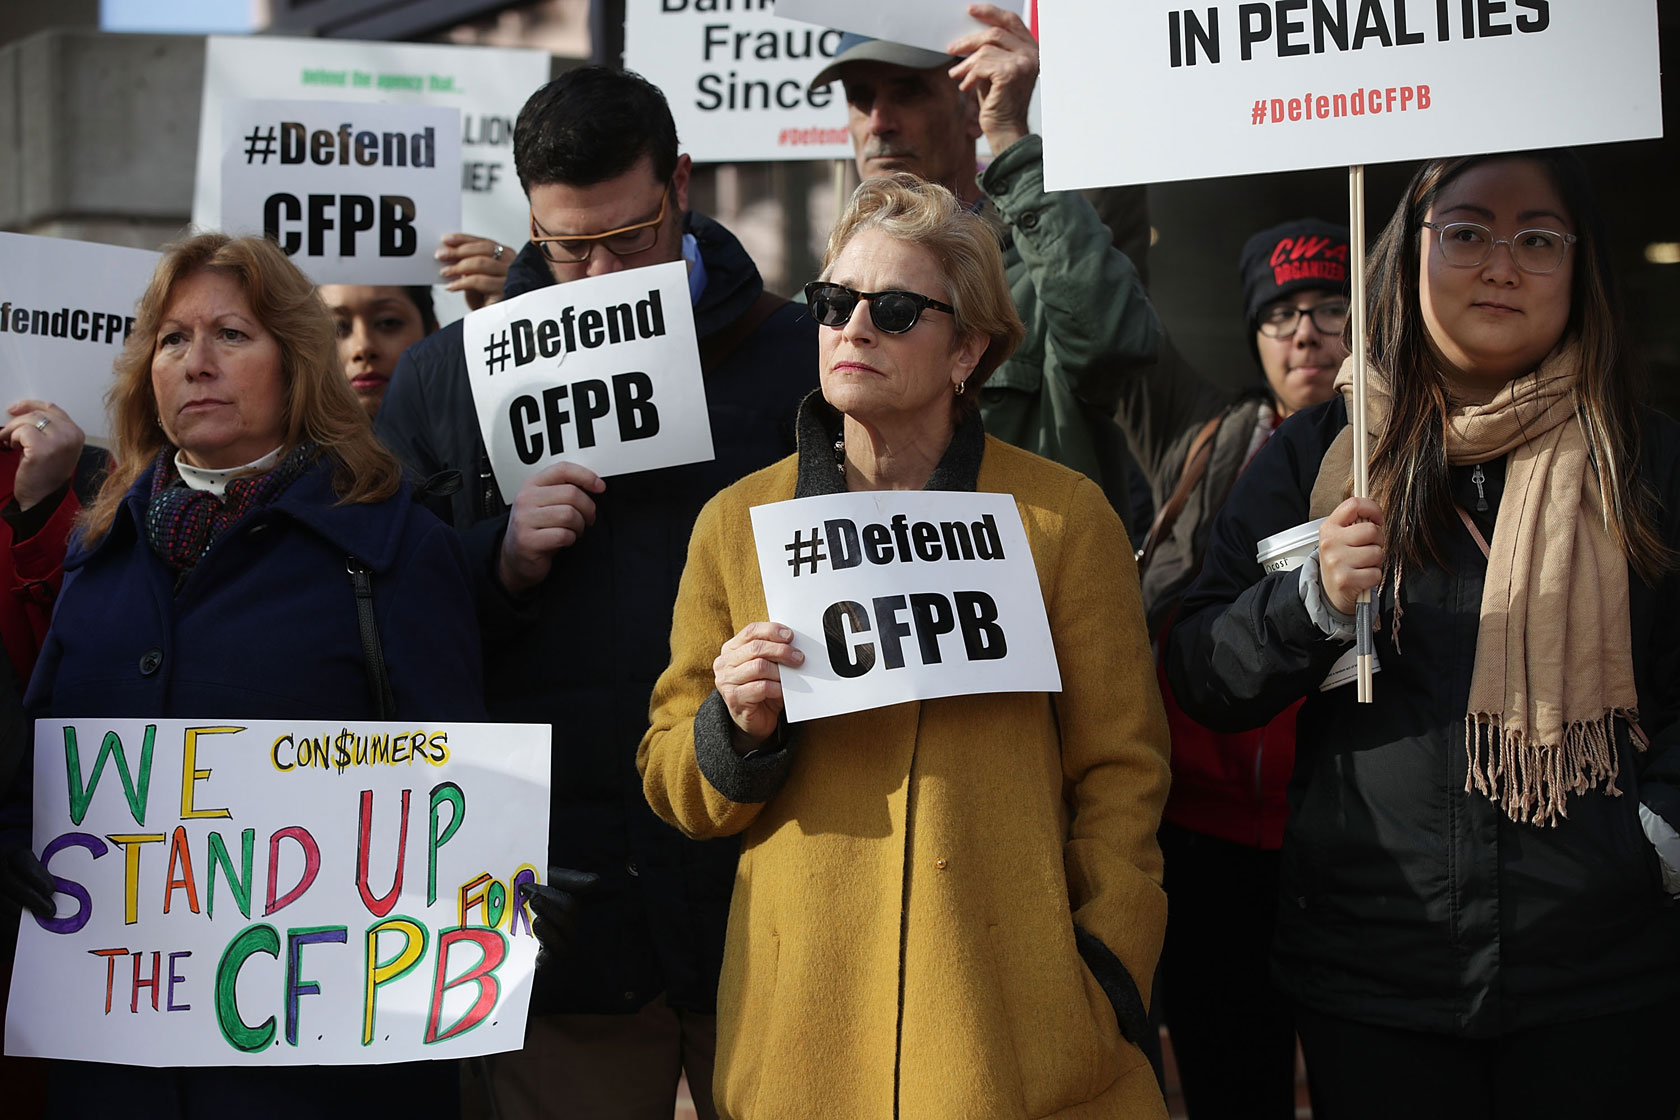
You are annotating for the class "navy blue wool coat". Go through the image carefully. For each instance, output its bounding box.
[21,454,483,1120]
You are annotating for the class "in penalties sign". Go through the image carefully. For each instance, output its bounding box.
[750,490,1061,722]
[221,99,463,285]
[463,261,714,498]
[5,719,550,1067]
[1038,0,1663,189]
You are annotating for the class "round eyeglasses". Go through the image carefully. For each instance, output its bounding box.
[1422,220,1577,275]
[1257,299,1350,339]
[805,282,954,335]
[529,190,669,265]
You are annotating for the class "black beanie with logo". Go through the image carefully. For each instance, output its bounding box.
[1238,218,1352,331]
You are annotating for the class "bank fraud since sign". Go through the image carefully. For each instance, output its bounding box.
[221,99,462,285]
[751,490,1061,722]
[624,0,852,163]
[5,719,550,1067]
[463,261,713,497]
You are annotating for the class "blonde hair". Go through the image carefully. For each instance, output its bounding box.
[821,174,1024,414]
[81,233,403,545]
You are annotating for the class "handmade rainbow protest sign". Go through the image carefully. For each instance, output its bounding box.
[4,719,549,1066]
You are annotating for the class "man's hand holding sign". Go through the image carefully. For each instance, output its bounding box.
[946,4,1038,159]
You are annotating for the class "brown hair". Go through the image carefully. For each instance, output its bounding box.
[1364,150,1670,583]
[81,233,403,544]
[821,173,1025,415]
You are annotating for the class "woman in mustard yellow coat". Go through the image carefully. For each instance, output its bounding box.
[639,175,1171,1119]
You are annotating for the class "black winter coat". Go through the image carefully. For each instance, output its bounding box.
[375,213,819,1016]
[1166,396,1680,1038]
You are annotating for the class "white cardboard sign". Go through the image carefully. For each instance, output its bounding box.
[775,0,1028,57]
[1038,0,1663,190]
[750,490,1061,722]
[6,718,551,1067]
[220,99,463,285]
[463,261,712,498]
[0,234,160,441]
[624,0,853,163]
[195,37,551,316]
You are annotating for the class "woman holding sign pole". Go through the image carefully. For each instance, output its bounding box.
[639,175,1172,1119]
[1167,152,1680,1117]
[1,234,487,1120]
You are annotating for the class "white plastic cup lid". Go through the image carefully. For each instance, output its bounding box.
[1256,516,1327,569]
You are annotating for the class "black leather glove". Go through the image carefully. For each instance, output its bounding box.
[518,867,599,968]
[0,844,56,922]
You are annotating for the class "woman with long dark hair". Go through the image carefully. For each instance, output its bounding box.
[1167,151,1680,1117]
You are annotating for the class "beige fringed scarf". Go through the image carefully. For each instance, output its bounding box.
[1312,344,1641,827]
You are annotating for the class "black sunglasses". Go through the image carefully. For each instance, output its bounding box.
[805,282,955,335]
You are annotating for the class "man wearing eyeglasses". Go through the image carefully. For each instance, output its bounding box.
[1119,217,1350,1120]
[374,66,817,1120]
[809,4,1161,521]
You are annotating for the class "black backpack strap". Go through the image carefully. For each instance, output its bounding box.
[347,555,396,720]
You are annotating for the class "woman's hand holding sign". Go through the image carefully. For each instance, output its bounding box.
[715,622,803,751]
[1318,496,1385,616]
[1,399,85,512]
[436,231,513,311]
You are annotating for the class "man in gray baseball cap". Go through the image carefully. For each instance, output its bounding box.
[810,4,1161,521]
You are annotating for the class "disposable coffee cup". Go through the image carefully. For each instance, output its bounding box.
[1254,516,1380,692]
[1256,517,1326,574]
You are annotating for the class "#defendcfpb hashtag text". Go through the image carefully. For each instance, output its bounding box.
[243,126,278,164]
[483,330,511,375]
[784,527,826,577]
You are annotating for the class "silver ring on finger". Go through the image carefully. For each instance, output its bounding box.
[492,243,506,261]
[33,415,49,431]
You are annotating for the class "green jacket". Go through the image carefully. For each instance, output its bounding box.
[977,134,1163,521]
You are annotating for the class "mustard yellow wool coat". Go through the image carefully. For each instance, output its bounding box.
[639,418,1171,1119]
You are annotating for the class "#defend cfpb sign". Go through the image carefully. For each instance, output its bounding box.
[1038,0,1663,188]
[463,261,715,499]
[750,491,1061,722]
[221,99,462,284]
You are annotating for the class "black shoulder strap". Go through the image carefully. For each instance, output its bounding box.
[698,290,787,376]
[347,556,396,720]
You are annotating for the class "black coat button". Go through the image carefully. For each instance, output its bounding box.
[1019,210,1040,231]
[138,648,163,675]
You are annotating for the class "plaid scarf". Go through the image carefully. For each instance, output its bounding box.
[145,443,318,574]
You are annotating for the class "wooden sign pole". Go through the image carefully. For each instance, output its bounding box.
[1348,164,1374,703]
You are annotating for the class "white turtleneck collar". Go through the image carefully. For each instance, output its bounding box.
[174,446,287,498]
